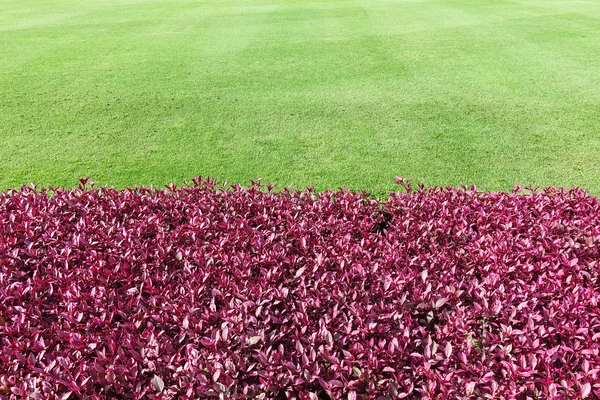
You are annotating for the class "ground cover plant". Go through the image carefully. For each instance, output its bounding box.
[2,0,600,193]
[1,177,600,399]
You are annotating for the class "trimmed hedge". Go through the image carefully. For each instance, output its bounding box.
[1,177,599,399]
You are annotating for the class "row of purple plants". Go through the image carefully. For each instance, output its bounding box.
[1,177,600,399]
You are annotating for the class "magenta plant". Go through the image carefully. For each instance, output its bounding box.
[1,177,599,399]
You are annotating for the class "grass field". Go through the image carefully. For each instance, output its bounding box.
[1,0,600,195]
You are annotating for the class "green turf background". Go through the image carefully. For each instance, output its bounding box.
[2,0,600,195]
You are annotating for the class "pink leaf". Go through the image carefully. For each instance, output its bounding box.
[581,382,591,399]
[247,336,261,346]
[151,375,165,392]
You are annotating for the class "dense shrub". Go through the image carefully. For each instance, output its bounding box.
[1,177,600,399]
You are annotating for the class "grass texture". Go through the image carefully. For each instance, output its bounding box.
[1,0,600,195]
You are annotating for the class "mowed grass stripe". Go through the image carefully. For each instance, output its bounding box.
[1,0,600,194]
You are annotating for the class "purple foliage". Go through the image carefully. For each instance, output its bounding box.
[1,177,600,399]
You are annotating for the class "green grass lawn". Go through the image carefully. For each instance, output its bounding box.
[2,0,600,195]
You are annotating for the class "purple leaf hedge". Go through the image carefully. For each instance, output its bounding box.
[1,177,600,399]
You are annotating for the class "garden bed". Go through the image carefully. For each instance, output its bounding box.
[1,177,599,399]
